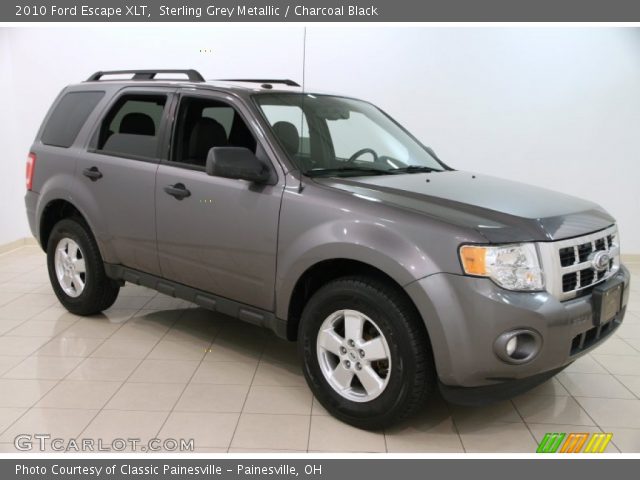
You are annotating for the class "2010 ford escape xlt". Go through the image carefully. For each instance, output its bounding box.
[25,69,631,429]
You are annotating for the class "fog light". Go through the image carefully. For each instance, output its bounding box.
[494,329,542,364]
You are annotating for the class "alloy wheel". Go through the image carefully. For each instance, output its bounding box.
[316,309,391,402]
[54,237,86,298]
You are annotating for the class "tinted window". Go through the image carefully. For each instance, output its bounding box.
[96,95,167,160]
[41,91,104,148]
[172,97,256,168]
[202,106,234,136]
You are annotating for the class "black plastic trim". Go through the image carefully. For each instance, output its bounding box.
[104,263,288,339]
[439,365,568,406]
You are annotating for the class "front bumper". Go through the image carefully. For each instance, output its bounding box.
[405,265,631,397]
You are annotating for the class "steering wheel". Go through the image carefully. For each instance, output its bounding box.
[346,148,378,165]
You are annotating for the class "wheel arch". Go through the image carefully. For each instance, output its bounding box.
[283,257,430,344]
[39,199,88,250]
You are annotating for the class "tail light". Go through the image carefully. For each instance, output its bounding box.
[26,153,36,191]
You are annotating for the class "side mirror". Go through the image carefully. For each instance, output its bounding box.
[206,147,271,184]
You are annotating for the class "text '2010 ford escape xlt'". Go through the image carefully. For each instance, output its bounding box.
[25,70,630,429]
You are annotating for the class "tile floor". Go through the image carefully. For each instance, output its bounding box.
[0,245,639,453]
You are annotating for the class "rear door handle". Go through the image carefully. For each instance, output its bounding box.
[82,166,103,181]
[164,183,191,200]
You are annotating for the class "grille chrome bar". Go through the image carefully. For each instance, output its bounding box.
[538,225,619,301]
[557,250,620,274]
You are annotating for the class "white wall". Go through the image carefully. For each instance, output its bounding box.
[1,27,639,252]
[0,26,304,246]
[0,28,19,246]
[305,27,640,253]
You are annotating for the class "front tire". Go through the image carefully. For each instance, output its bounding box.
[47,218,120,315]
[299,276,435,430]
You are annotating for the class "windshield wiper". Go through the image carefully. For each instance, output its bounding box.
[389,165,442,174]
[305,167,395,177]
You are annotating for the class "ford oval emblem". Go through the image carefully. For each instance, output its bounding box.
[591,250,611,272]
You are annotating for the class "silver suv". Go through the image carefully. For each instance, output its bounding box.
[25,69,631,429]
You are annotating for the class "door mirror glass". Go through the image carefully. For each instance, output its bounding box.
[206,147,271,184]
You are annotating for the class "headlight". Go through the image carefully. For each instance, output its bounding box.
[459,243,544,291]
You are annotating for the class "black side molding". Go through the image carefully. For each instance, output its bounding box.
[103,263,288,339]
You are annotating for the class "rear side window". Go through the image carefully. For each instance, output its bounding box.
[96,94,167,160]
[41,91,105,148]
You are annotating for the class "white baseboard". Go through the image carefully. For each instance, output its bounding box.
[0,237,38,254]
[622,254,640,264]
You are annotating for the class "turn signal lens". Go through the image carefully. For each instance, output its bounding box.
[459,245,487,275]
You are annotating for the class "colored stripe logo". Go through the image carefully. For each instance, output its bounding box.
[537,432,612,453]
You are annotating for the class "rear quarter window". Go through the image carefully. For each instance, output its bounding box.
[41,91,105,148]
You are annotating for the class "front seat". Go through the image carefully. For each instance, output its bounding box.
[272,121,300,156]
[120,112,155,136]
[188,117,228,166]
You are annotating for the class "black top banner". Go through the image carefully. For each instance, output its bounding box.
[4,0,640,22]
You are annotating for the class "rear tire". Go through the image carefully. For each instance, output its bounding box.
[47,218,120,315]
[298,276,435,430]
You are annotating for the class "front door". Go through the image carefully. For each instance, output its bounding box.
[155,92,284,311]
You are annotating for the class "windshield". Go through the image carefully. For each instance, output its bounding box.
[254,93,447,177]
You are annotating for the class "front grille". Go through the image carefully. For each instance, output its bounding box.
[558,231,615,294]
[559,247,575,267]
[562,272,578,292]
[538,225,620,301]
[570,318,620,356]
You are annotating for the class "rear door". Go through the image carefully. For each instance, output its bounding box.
[154,90,284,311]
[77,87,176,275]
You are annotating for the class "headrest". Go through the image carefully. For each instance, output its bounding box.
[188,117,228,161]
[272,121,300,155]
[120,112,156,136]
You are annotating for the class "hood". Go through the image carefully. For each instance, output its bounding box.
[313,171,614,242]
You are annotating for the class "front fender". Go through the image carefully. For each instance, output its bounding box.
[275,218,439,320]
[274,180,485,320]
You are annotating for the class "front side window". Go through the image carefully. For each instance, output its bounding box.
[171,96,256,168]
[255,93,444,177]
[96,94,167,159]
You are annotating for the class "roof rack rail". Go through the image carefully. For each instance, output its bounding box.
[86,69,205,82]
[217,79,300,87]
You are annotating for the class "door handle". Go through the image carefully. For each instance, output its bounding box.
[164,183,191,200]
[82,166,103,181]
